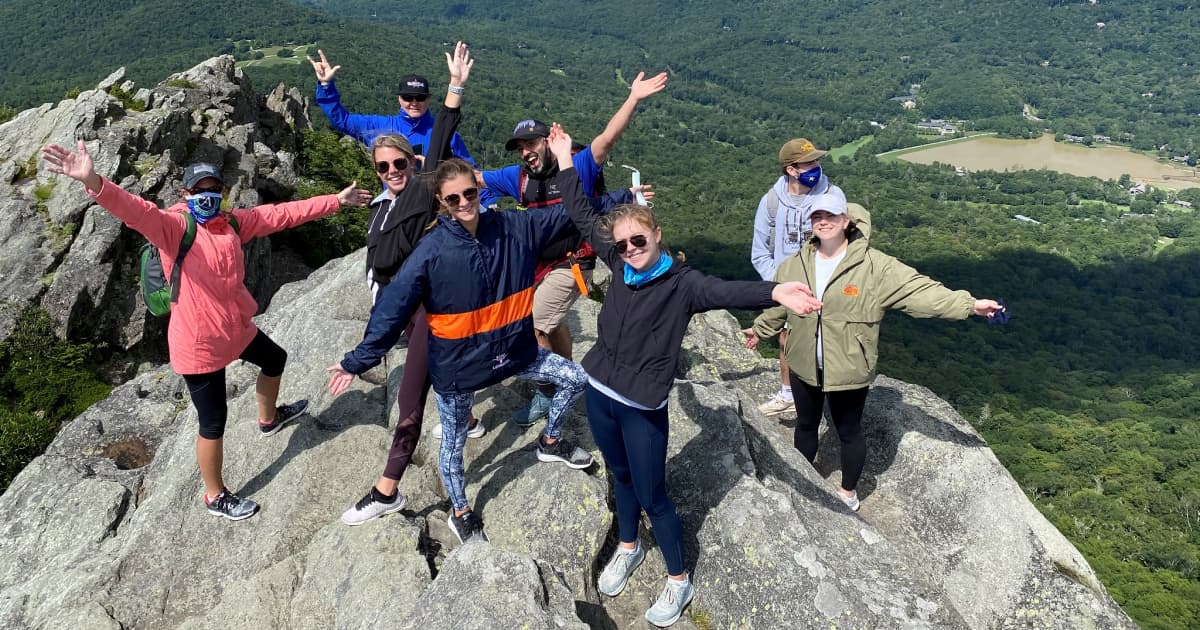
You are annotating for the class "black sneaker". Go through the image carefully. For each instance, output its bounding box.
[205,489,259,521]
[536,436,594,469]
[447,510,489,543]
[341,487,407,526]
[259,399,309,437]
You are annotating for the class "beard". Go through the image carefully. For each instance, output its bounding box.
[520,147,556,179]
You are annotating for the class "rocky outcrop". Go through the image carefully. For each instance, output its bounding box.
[0,56,311,352]
[0,244,1137,629]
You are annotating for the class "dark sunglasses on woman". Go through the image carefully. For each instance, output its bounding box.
[400,94,429,103]
[614,234,649,255]
[442,187,479,206]
[375,157,411,174]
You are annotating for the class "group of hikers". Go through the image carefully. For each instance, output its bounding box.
[40,42,1004,627]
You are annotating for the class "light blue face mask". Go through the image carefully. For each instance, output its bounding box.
[186,192,223,223]
[796,165,822,189]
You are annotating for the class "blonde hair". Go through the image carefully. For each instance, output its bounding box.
[371,134,415,159]
[598,204,660,242]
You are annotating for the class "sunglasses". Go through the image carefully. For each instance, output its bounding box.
[375,157,411,174]
[442,187,479,206]
[191,186,223,195]
[399,94,429,103]
[614,234,650,255]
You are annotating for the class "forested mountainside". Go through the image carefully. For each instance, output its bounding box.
[2,1,1199,626]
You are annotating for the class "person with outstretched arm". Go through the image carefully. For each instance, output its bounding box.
[744,194,1004,513]
[546,123,823,628]
[40,144,370,521]
[483,71,669,427]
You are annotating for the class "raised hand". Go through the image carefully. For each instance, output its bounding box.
[632,183,655,201]
[629,71,669,101]
[336,181,373,207]
[326,363,355,396]
[41,140,101,191]
[741,328,760,350]
[973,299,1005,318]
[307,49,341,84]
[445,41,473,86]
[547,123,574,165]
[772,281,822,315]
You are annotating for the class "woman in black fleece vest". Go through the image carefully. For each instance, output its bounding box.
[547,125,822,627]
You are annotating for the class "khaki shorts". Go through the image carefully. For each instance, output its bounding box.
[533,266,592,333]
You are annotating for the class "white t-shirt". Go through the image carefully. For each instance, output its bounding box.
[813,250,846,369]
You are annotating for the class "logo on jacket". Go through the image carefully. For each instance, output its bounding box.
[493,353,511,370]
[843,285,860,297]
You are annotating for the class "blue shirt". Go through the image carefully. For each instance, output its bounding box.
[482,146,604,207]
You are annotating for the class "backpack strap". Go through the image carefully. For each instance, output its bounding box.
[168,212,197,305]
[764,188,780,252]
[228,213,240,234]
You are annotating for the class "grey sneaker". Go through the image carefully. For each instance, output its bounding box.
[645,577,695,627]
[536,436,594,469]
[259,399,308,436]
[448,510,489,544]
[341,487,406,525]
[512,390,551,427]
[598,543,646,596]
[205,489,259,521]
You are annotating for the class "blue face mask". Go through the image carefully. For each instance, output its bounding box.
[186,192,223,223]
[795,165,822,189]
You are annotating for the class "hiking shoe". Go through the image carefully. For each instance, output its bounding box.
[598,543,646,596]
[512,390,551,427]
[431,417,485,440]
[341,487,406,526]
[839,490,861,512]
[757,393,794,416]
[259,399,309,437]
[448,510,489,544]
[205,489,259,521]
[536,436,594,469]
[645,577,695,627]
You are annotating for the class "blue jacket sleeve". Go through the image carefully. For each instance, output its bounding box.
[450,132,476,166]
[573,146,603,197]
[482,166,521,200]
[340,255,429,374]
[314,80,392,146]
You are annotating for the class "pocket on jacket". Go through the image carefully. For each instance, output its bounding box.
[855,332,877,373]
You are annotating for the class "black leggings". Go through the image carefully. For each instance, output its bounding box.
[789,372,870,491]
[183,330,287,439]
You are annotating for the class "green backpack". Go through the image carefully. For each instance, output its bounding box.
[139,212,239,316]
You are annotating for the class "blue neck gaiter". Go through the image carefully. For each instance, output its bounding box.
[186,192,223,224]
[624,251,673,288]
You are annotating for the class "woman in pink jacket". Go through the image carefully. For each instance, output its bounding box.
[41,142,371,520]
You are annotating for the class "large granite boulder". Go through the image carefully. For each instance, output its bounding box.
[0,248,1137,629]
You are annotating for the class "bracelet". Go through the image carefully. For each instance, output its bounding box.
[448,85,465,95]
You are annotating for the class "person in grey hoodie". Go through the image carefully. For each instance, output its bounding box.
[750,138,848,417]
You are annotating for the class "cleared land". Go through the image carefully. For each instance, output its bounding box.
[894,133,1200,189]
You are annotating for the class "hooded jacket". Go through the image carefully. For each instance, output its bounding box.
[340,189,632,394]
[87,179,340,375]
[752,221,975,391]
[557,167,780,408]
[750,174,846,281]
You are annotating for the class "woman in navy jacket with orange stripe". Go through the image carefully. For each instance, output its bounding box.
[327,158,635,544]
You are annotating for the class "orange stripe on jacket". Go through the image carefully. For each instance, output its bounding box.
[426,287,535,340]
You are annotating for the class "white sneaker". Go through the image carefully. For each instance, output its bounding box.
[838,490,860,512]
[644,577,695,627]
[598,543,645,596]
[756,393,794,416]
[341,488,406,525]
[432,418,485,440]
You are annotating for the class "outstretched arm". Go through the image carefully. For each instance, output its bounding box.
[589,71,668,164]
[549,124,616,263]
[424,41,473,172]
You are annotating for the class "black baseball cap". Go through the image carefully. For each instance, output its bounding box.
[183,162,223,189]
[505,119,551,151]
[397,75,430,97]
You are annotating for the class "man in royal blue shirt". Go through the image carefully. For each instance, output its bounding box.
[307,49,481,173]
[482,71,668,425]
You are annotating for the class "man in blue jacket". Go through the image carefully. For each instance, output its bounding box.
[307,50,488,185]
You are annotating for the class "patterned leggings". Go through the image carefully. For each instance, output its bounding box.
[435,347,586,511]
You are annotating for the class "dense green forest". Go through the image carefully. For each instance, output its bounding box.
[2,1,1199,627]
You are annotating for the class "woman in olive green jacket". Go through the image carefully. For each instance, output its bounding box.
[744,193,1003,511]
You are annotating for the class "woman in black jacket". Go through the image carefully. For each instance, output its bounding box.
[545,125,822,627]
[339,41,481,526]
